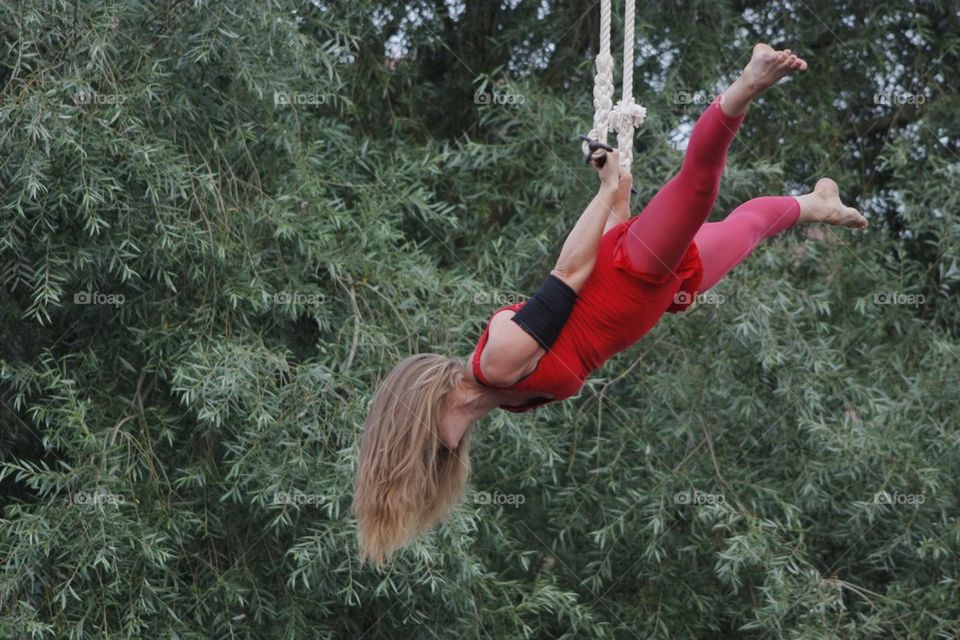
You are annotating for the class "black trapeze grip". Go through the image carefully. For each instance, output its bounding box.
[578,134,613,167]
[577,134,638,194]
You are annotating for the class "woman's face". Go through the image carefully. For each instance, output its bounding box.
[436,383,471,450]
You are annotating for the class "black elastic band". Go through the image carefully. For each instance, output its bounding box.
[510,273,577,350]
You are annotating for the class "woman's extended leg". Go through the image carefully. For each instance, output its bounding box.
[694,196,801,292]
[695,179,868,292]
[623,44,806,279]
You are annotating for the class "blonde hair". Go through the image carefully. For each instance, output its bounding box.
[353,353,472,567]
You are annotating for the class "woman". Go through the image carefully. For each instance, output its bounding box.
[353,44,868,566]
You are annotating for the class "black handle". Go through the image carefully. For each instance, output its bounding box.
[577,135,638,194]
[578,134,613,168]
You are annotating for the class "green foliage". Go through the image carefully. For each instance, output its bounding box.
[1,0,958,638]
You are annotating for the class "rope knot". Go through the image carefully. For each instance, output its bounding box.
[610,99,647,132]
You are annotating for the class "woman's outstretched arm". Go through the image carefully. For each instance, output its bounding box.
[477,151,622,387]
[604,167,633,235]
[550,150,621,292]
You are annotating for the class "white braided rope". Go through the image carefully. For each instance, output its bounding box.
[611,0,646,170]
[584,0,646,171]
[584,0,613,151]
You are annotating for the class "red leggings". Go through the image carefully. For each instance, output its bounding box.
[624,98,800,293]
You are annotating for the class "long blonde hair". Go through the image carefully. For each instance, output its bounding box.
[353,353,472,567]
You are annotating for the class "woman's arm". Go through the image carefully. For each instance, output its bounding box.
[550,150,621,292]
[478,151,622,387]
[603,167,633,235]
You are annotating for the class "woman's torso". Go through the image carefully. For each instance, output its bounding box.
[471,220,703,412]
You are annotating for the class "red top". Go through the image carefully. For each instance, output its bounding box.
[471,218,703,413]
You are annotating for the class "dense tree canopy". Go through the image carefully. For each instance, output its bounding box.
[1,0,958,637]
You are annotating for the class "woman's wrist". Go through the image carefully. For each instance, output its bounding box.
[598,182,618,199]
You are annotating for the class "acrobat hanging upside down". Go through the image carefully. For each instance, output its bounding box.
[353,44,868,567]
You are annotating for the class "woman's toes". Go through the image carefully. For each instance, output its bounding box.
[843,207,867,228]
[852,209,868,228]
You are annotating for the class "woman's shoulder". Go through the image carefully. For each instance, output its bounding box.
[473,303,545,388]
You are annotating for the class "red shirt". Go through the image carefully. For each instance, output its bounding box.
[471,219,703,412]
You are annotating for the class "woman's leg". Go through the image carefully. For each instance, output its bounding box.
[623,44,807,279]
[622,98,745,278]
[694,196,800,292]
[695,180,869,292]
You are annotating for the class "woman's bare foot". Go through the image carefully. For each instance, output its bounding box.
[741,43,807,92]
[796,178,868,229]
[720,43,808,116]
